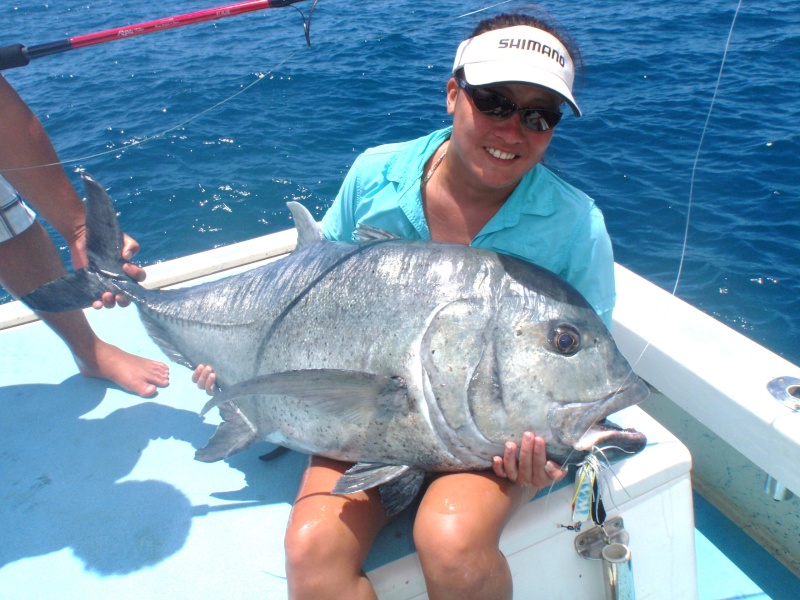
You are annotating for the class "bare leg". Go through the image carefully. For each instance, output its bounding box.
[285,456,392,600]
[413,471,538,600]
[0,222,169,397]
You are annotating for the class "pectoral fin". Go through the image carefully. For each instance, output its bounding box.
[332,462,426,516]
[378,470,427,516]
[200,369,409,425]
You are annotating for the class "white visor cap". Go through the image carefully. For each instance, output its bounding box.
[452,25,581,117]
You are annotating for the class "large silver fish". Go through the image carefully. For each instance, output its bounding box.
[23,174,648,515]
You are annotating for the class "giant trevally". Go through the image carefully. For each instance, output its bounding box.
[23,173,648,515]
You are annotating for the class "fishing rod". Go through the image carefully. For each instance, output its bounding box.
[0,0,315,71]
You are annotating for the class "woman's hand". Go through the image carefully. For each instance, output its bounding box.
[192,364,217,396]
[492,432,566,488]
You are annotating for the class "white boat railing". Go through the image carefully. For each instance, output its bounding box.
[612,264,800,497]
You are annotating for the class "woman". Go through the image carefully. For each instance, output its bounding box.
[195,12,615,599]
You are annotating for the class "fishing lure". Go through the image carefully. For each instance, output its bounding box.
[570,452,607,527]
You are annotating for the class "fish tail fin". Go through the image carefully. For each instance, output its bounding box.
[81,172,128,277]
[20,172,140,313]
[195,400,260,462]
[21,269,117,313]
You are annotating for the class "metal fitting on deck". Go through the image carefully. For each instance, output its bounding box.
[764,475,795,501]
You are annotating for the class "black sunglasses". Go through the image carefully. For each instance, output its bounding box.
[456,79,562,132]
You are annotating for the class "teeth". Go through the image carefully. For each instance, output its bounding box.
[486,147,516,160]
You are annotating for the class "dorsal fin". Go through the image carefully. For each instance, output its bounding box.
[286,201,325,247]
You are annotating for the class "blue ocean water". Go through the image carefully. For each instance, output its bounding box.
[1,0,798,366]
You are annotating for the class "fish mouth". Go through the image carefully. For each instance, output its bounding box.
[549,377,649,461]
[573,418,647,458]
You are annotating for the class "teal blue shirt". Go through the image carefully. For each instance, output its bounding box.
[322,127,616,328]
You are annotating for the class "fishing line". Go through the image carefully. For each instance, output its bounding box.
[622,0,743,377]
[3,0,503,175]
[672,0,743,296]
[564,1,743,522]
[1,50,305,175]
[455,0,517,19]
[0,0,318,174]
[63,0,321,167]
[29,48,305,170]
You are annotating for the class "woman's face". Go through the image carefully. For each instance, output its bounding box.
[446,78,561,195]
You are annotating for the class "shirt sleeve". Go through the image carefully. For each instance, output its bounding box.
[564,204,616,329]
[321,154,364,242]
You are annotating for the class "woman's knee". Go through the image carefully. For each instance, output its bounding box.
[414,526,513,600]
[285,515,345,598]
[285,502,387,600]
[413,516,507,592]
[411,472,521,597]
[285,511,341,574]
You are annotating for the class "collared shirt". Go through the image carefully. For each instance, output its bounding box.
[0,175,36,243]
[322,127,616,327]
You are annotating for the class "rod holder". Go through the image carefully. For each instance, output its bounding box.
[602,543,635,600]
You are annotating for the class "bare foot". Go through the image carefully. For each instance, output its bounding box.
[76,340,170,397]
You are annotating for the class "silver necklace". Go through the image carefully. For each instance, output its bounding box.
[421,149,447,188]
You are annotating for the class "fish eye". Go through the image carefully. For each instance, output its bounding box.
[549,324,581,355]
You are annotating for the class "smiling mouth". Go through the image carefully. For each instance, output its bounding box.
[486,147,517,160]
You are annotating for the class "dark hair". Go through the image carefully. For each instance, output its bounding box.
[460,9,584,90]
